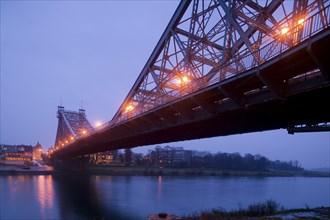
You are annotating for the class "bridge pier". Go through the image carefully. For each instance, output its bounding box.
[53,156,90,172]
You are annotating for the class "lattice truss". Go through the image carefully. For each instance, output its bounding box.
[55,108,94,148]
[113,0,329,124]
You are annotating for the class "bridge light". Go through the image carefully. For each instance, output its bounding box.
[297,18,305,25]
[70,136,74,141]
[82,130,87,135]
[125,104,134,112]
[65,140,68,144]
[176,75,189,85]
[95,120,102,127]
[281,27,289,35]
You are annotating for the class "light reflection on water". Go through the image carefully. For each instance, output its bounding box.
[157,175,162,201]
[0,175,329,219]
[36,176,54,219]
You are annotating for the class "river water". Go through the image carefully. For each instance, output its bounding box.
[0,175,329,219]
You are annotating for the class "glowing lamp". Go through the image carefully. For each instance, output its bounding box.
[95,121,102,127]
[281,27,289,35]
[125,105,134,112]
[176,76,189,85]
[298,18,305,25]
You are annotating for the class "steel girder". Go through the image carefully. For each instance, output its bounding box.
[111,0,330,125]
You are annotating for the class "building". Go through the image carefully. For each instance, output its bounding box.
[149,146,192,167]
[33,142,43,161]
[0,144,33,163]
[92,150,119,164]
[172,147,192,165]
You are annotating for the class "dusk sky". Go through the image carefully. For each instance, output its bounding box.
[1,1,329,169]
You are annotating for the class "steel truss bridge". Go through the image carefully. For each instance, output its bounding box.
[52,0,330,159]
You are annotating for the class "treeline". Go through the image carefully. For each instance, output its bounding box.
[91,146,304,172]
[188,152,303,171]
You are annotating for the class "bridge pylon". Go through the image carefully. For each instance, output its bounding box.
[53,106,94,170]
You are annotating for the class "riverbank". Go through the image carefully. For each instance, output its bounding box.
[1,164,329,177]
[0,163,53,175]
[148,204,330,220]
[178,200,330,220]
[88,165,330,177]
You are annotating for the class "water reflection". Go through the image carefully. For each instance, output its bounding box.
[53,174,136,220]
[36,176,54,219]
[1,175,329,219]
[0,175,58,219]
[157,175,162,201]
[92,175,154,219]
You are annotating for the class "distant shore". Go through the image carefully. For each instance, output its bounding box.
[1,164,329,177]
[88,165,330,177]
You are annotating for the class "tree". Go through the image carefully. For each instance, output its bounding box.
[124,148,132,166]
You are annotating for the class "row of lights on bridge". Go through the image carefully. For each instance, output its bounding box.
[52,129,89,153]
[52,120,105,153]
[124,74,191,114]
[123,17,308,114]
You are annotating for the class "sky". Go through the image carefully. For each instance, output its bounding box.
[1,0,329,170]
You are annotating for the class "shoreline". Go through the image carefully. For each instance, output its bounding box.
[88,166,330,177]
[178,205,330,220]
[1,165,329,177]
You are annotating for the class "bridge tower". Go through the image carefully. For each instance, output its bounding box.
[53,106,94,170]
[55,106,94,148]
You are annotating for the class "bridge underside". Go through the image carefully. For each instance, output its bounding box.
[53,156,90,171]
[54,30,330,159]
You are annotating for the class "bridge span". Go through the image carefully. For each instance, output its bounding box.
[52,0,330,160]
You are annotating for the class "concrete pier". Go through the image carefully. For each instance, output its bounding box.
[53,156,90,171]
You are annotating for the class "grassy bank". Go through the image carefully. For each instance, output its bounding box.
[180,200,330,220]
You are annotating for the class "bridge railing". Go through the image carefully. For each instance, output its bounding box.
[221,4,330,81]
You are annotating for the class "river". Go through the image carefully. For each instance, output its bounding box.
[0,175,329,219]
